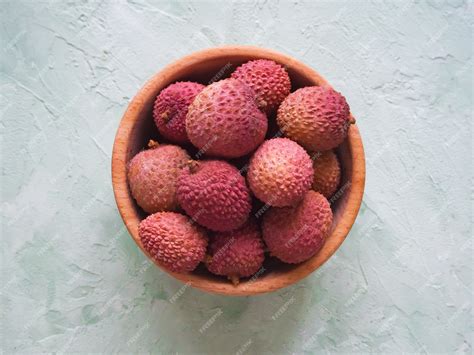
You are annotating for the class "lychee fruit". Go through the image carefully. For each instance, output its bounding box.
[127,142,190,214]
[139,212,208,273]
[311,150,341,198]
[177,160,252,232]
[247,138,313,207]
[206,219,265,285]
[153,81,205,144]
[262,191,333,264]
[231,59,291,113]
[277,86,352,151]
[186,78,267,158]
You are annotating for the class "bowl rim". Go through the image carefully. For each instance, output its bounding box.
[111,45,366,296]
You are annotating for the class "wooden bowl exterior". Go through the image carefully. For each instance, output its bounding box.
[112,46,365,296]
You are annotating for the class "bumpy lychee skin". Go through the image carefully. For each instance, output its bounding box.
[186,78,267,158]
[311,150,341,198]
[153,81,205,144]
[277,86,351,151]
[177,160,252,232]
[127,143,190,214]
[247,138,313,207]
[231,59,291,113]
[139,212,208,273]
[206,219,265,285]
[262,191,333,264]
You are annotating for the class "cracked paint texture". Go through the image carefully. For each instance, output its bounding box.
[0,0,472,354]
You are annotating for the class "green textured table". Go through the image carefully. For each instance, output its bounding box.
[1,1,472,354]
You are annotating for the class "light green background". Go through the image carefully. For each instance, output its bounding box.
[1,1,472,354]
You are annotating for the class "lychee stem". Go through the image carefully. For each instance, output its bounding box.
[204,254,212,265]
[350,116,356,124]
[229,274,240,286]
[257,99,268,111]
[187,160,200,173]
[147,140,159,149]
[161,110,171,123]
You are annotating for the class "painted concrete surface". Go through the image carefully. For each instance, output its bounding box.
[1,1,472,354]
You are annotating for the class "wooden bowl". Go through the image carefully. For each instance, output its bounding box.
[112,46,365,296]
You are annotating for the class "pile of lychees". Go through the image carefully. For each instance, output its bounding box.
[128,59,352,285]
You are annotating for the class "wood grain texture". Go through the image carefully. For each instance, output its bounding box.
[111,46,366,296]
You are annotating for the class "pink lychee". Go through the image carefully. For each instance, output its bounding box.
[139,212,208,273]
[206,219,265,285]
[262,191,333,264]
[153,81,205,144]
[231,59,291,113]
[177,160,252,232]
[186,78,267,158]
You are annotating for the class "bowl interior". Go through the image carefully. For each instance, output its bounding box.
[112,47,365,296]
